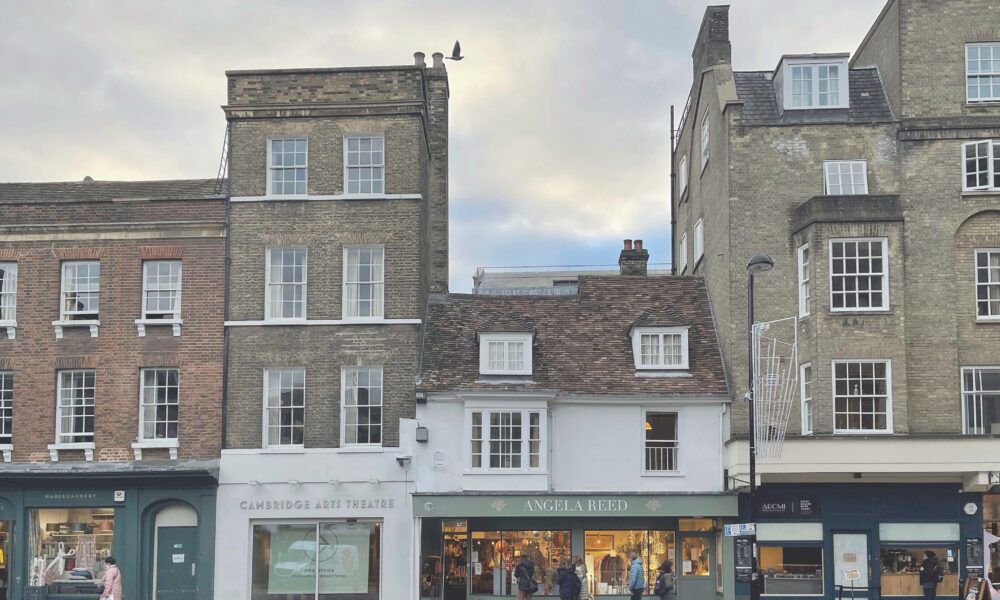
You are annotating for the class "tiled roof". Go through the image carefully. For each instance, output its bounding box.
[0,178,226,204]
[419,276,729,397]
[733,68,893,125]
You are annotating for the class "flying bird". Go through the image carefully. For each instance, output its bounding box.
[446,40,463,61]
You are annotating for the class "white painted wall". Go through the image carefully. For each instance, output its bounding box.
[413,395,727,494]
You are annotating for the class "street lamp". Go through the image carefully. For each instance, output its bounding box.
[746,253,773,600]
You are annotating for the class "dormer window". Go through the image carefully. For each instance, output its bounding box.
[479,332,533,376]
[631,327,689,370]
[782,58,849,110]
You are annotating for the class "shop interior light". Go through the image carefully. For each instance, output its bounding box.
[644,421,653,430]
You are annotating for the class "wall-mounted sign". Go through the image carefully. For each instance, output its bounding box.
[966,537,984,579]
[735,538,753,583]
[239,498,396,512]
[756,497,820,518]
[413,494,739,518]
[114,490,125,503]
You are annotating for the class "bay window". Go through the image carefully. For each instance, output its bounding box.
[469,408,544,471]
[830,238,888,311]
[962,366,1000,435]
[833,360,891,433]
[797,244,810,317]
[962,140,1000,191]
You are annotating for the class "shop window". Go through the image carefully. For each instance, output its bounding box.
[251,521,380,600]
[470,530,570,596]
[759,545,823,596]
[28,508,115,595]
[880,546,959,597]
[985,496,1000,584]
[584,530,675,596]
[644,412,678,472]
[679,519,714,532]
[681,536,711,577]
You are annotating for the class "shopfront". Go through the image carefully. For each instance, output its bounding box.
[0,470,217,600]
[415,494,738,600]
[740,483,983,600]
[985,493,1000,588]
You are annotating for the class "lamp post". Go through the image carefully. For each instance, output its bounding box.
[746,253,774,600]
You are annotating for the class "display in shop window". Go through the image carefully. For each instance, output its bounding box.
[879,546,959,597]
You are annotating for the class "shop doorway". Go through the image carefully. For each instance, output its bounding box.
[677,532,715,600]
[833,532,870,597]
[0,521,11,600]
[153,504,198,600]
[442,521,468,600]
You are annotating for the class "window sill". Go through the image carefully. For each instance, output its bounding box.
[464,469,549,476]
[829,310,892,316]
[260,445,306,454]
[230,193,422,203]
[0,320,15,340]
[47,442,95,462]
[53,319,99,338]
[641,470,684,478]
[338,446,385,453]
[0,443,10,462]
[965,101,1000,108]
[832,430,893,436]
[976,317,1000,323]
[961,190,1000,197]
[132,439,179,460]
[226,318,422,326]
[135,318,182,337]
[634,370,691,378]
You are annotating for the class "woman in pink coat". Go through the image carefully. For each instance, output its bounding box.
[99,557,123,600]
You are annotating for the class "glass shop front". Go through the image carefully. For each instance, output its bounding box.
[416,494,737,600]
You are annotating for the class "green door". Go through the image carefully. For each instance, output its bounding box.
[677,533,716,600]
[155,527,198,600]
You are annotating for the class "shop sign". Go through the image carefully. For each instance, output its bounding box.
[414,494,739,518]
[735,537,753,583]
[756,496,820,518]
[965,537,985,579]
[238,497,396,512]
[42,492,99,502]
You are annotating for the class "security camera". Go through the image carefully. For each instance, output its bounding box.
[396,455,412,467]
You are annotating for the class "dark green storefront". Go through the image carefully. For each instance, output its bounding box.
[415,493,739,600]
[0,463,216,600]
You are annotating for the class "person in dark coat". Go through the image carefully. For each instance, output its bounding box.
[515,554,536,600]
[653,559,675,599]
[919,550,942,600]
[556,559,581,600]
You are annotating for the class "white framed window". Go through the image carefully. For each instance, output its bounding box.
[830,238,889,311]
[345,135,385,194]
[700,116,710,170]
[798,244,811,317]
[142,261,181,320]
[343,246,384,320]
[631,327,689,370]
[962,366,1000,435]
[139,368,178,441]
[643,411,679,472]
[265,248,307,320]
[679,155,689,194]
[0,372,11,445]
[800,363,813,435]
[469,408,545,471]
[678,233,688,273]
[962,140,1000,191]
[268,138,307,196]
[694,219,704,262]
[0,263,16,323]
[479,332,533,376]
[56,370,95,443]
[784,60,849,109]
[60,261,100,320]
[824,160,869,195]
[263,368,305,447]
[977,249,1000,320]
[833,360,891,434]
[967,43,1000,103]
[341,367,382,446]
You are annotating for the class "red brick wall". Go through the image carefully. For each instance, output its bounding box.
[0,199,226,462]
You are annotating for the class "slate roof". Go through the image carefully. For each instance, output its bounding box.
[0,178,226,204]
[419,276,729,397]
[733,68,893,125]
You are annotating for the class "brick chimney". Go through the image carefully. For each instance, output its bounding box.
[692,5,731,81]
[619,239,649,276]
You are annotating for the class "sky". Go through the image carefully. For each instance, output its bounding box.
[0,0,885,291]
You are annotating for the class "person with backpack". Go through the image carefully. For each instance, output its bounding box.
[556,558,581,600]
[919,550,943,600]
[574,556,592,600]
[515,554,537,600]
[627,552,645,600]
[653,559,675,599]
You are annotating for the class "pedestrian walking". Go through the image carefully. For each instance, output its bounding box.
[627,552,645,600]
[557,558,581,600]
[652,559,675,600]
[574,555,592,600]
[515,554,537,600]
[99,557,123,600]
[920,550,943,600]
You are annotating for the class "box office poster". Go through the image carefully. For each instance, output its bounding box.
[268,523,372,594]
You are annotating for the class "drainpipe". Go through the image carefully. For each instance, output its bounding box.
[669,105,677,275]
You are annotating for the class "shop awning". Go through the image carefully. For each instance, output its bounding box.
[413,493,738,518]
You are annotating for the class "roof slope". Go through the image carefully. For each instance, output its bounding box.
[733,68,893,125]
[419,276,728,396]
[0,178,226,204]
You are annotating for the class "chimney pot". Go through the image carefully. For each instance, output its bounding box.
[414,52,426,67]
[634,239,643,251]
[432,52,444,68]
[623,239,633,251]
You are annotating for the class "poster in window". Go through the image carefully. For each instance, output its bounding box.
[267,524,372,594]
[833,533,868,589]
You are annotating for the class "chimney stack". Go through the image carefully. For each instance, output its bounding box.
[432,52,445,68]
[619,239,649,276]
[692,5,731,81]
[414,51,426,67]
